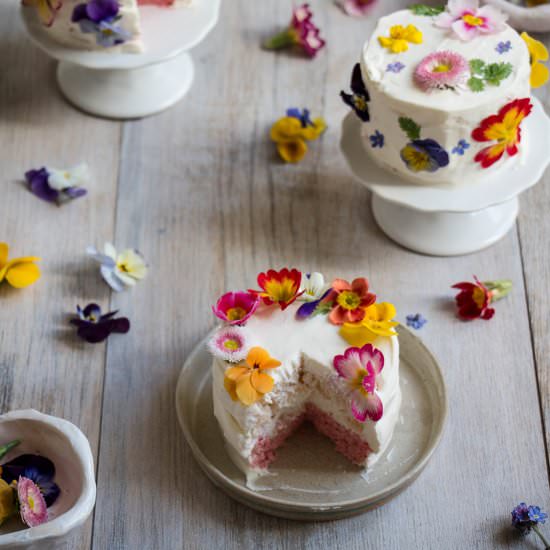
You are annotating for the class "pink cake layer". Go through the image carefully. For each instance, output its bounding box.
[249,404,372,470]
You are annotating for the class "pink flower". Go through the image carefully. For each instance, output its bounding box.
[333,344,384,422]
[435,0,507,41]
[207,326,248,362]
[338,0,376,17]
[17,477,48,527]
[212,291,260,325]
[414,50,469,91]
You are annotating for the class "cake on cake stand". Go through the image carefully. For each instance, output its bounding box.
[340,97,550,256]
[20,1,220,119]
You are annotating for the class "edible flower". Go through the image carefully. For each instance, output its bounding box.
[25,165,89,205]
[72,0,131,47]
[263,3,325,58]
[406,313,427,330]
[0,479,15,526]
[326,278,376,325]
[224,347,281,406]
[340,302,398,346]
[387,61,405,73]
[251,268,303,310]
[17,477,48,528]
[414,50,469,92]
[511,503,549,546]
[521,32,550,88]
[70,303,130,343]
[378,24,422,54]
[333,343,384,422]
[452,276,512,320]
[22,0,62,26]
[337,0,376,17]
[340,63,371,122]
[435,0,507,41]
[0,243,41,289]
[296,272,331,320]
[212,291,259,325]
[471,98,532,168]
[87,243,148,292]
[452,139,470,155]
[207,327,248,363]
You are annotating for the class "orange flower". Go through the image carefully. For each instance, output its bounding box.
[224,347,281,406]
[471,98,533,168]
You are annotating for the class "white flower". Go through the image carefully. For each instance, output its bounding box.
[47,163,91,191]
[87,242,148,292]
[298,272,329,302]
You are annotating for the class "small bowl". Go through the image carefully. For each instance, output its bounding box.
[484,0,550,32]
[0,410,96,549]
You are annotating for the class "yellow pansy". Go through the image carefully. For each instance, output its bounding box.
[0,243,41,289]
[379,25,423,54]
[521,32,549,88]
[276,139,308,163]
[340,302,399,347]
[0,479,15,525]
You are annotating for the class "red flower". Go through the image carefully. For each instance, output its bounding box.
[471,98,533,168]
[326,277,376,325]
[251,268,303,310]
[452,276,495,320]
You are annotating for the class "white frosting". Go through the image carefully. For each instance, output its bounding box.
[359,9,531,185]
[211,302,401,486]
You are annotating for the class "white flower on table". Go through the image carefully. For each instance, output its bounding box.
[298,272,329,302]
[47,163,91,191]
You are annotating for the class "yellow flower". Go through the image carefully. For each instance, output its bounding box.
[270,116,303,143]
[276,139,308,163]
[0,243,41,289]
[521,32,549,88]
[0,479,15,525]
[224,347,281,406]
[270,114,326,163]
[379,25,422,54]
[340,302,399,347]
[301,117,327,141]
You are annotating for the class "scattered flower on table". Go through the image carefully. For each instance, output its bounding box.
[87,242,148,292]
[208,326,249,363]
[386,61,405,73]
[511,503,549,547]
[414,50,469,92]
[333,343,384,422]
[435,0,507,41]
[452,276,512,320]
[70,303,130,343]
[223,347,281,406]
[22,0,62,26]
[296,272,331,319]
[250,268,303,310]
[406,313,427,330]
[270,108,326,163]
[25,164,89,205]
[72,0,131,47]
[340,63,371,122]
[0,242,41,289]
[263,3,325,58]
[378,24,422,54]
[452,139,470,155]
[325,277,376,325]
[212,291,260,325]
[496,40,512,54]
[369,130,384,148]
[340,302,398,346]
[336,0,376,17]
[521,32,549,88]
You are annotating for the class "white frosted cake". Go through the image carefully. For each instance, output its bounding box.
[22,0,193,53]
[208,268,401,487]
[341,0,538,185]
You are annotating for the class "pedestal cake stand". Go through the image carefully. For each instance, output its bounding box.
[340,97,550,256]
[20,1,220,119]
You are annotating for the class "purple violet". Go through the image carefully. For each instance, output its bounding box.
[70,303,130,343]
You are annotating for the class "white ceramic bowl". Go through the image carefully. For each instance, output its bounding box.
[484,0,550,32]
[0,410,96,549]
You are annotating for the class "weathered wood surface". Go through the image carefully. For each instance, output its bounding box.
[0,0,548,548]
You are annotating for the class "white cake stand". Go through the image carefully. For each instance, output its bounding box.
[340,97,550,256]
[20,1,220,119]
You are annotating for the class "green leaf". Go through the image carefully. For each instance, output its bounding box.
[467,77,485,92]
[313,301,333,316]
[469,59,485,76]
[398,117,421,140]
[483,62,513,86]
[409,4,445,15]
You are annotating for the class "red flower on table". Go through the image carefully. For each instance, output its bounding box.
[326,278,376,325]
[452,276,494,320]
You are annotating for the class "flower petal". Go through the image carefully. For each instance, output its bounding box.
[351,390,383,422]
[100,265,126,292]
[0,243,8,268]
[235,374,260,406]
[250,371,274,394]
[224,366,248,381]
[246,347,271,368]
[339,323,376,347]
[5,262,40,288]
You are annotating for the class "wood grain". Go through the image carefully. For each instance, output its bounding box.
[0,0,548,549]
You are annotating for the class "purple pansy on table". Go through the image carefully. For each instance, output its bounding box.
[387,61,405,73]
[72,0,131,47]
[70,303,130,343]
[340,63,370,122]
[369,130,384,148]
[496,40,512,54]
[25,166,88,205]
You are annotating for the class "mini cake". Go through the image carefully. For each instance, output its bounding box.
[23,0,194,53]
[208,268,401,487]
[340,0,545,186]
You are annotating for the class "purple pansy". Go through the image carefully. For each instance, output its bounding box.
[72,0,130,47]
[287,108,312,128]
[72,0,119,23]
[24,166,88,205]
[70,303,130,343]
[387,61,405,73]
[340,63,370,122]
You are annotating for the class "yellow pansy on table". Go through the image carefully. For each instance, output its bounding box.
[0,243,41,289]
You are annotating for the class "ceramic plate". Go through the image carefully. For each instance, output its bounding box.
[176,326,447,520]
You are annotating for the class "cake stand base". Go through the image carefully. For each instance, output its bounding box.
[56,51,194,120]
[371,194,519,256]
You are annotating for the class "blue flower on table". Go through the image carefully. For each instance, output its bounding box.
[406,313,427,330]
[369,130,384,148]
[511,503,548,536]
[496,40,512,54]
[386,61,405,73]
[452,139,470,155]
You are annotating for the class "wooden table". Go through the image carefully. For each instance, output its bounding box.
[1,0,549,548]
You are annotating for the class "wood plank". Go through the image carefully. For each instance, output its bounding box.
[0,4,121,548]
